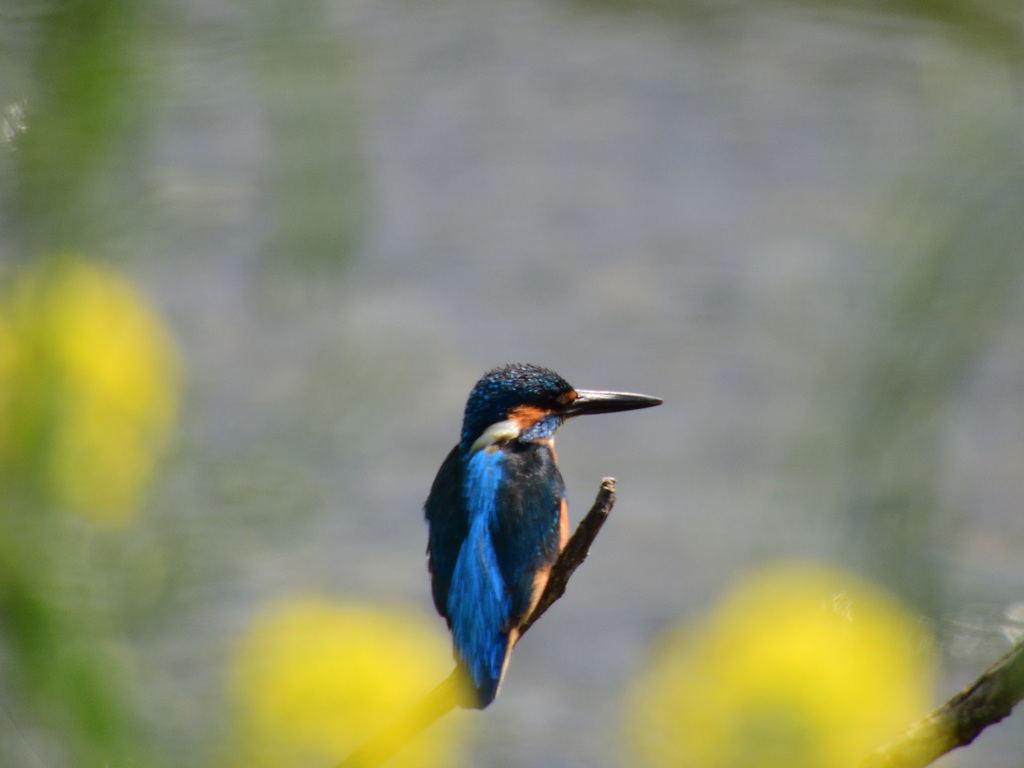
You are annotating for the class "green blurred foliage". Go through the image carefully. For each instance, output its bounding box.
[246,0,371,279]
[0,255,180,767]
[572,0,1024,60]
[793,120,1024,616]
[5,0,148,252]
[589,2,1024,620]
[838,125,1024,613]
[0,0,373,762]
[0,2,163,765]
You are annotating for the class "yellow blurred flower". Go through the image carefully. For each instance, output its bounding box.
[0,312,17,450]
[626,562,935,768]
[0,255,179,524]
[228,596,465,768]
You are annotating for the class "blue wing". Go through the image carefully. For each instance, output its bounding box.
[441,441,564,707]
[424,445,466,619]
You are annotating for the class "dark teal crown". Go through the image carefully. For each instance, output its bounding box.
[460,364,573,453]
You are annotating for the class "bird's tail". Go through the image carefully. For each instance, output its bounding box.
[447,516,513,708]
[456,645,507,708]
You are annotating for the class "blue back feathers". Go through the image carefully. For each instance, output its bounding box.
[446,448,513,705]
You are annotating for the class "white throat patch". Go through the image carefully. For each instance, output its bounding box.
[469,419,521,453]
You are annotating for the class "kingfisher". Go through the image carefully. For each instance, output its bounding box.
[424,363,662,708]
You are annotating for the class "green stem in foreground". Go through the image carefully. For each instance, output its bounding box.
[858,637,1024,768]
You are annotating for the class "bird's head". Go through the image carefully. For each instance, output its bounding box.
[459,363,662,455]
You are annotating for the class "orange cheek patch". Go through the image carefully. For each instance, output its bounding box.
[542,437,558,463]
[558,497,569,551]
[507,405,549,431]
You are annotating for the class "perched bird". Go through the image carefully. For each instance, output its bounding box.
[424,363,662,708]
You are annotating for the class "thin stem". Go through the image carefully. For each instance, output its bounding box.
[858,637,1024,768]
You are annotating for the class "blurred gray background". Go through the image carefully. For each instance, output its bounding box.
[3,0,1024,766]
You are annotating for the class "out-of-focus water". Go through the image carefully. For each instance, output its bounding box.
[3,0,1024,765]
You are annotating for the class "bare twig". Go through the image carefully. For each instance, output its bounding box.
[858,637,1024,768]
[337,478,618,768]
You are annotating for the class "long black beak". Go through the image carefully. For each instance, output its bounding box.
[562,389,663,418]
